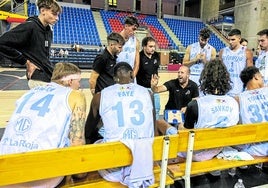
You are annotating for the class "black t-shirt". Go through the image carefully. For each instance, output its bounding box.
[163,79,199,110]
[136,51,160,88]
[184,100,198,129]
[93,48,117,93]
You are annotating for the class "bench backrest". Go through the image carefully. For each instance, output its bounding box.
[0,135,179,186]
[176,122,268,152]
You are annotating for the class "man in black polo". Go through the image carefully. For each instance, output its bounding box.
[89,32,125,95]
[136,36,160,119]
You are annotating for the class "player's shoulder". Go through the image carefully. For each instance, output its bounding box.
[69,90,85,99]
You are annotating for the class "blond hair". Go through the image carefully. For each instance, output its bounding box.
[51,62,81,85]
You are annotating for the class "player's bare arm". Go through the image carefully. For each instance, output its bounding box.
[132,39,140,78]
[69,91,87,146]
[89,70,100,95]
[246,49,254,67]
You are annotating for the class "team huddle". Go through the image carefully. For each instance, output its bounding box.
[0,0,268,187]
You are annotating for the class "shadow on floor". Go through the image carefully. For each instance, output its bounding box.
[171,165,268,188]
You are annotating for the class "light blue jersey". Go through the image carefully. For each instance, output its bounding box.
[117,36,136,68]
[189,42,214,85]
[0,83,72,155]
[195,95,239,129]
[99,83,155,187]
[239,87,268,156]
[100,83,154,142]
[255,51,268,86]
[222,46,247,96]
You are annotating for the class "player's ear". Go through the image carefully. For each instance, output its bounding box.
[130,71,133,79]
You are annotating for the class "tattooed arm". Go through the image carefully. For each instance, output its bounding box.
[68,90,87,146]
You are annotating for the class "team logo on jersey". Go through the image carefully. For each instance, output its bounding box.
[123,128,138,139]
[249,90,259,95]
[14,116,32,134]
[216,99,226,103]
[118,86,134,97]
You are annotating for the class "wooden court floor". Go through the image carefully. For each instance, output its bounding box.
[0,67,178,128]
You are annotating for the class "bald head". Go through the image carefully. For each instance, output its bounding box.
[177,65,190,86]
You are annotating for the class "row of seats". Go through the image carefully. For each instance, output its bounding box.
[28,3,226,51]
[49,48,100,68]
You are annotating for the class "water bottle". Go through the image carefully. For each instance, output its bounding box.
[234,178,245,188]
[228,167,236,177]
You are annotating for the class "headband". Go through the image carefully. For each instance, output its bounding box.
[61,74,81,81]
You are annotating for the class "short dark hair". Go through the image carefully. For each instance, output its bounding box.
[37,0,62,13]
[107,32,125,45]
[257,29,268,36]
[142,36,156,47]
[124,16,139,27]
[240,66,260,88]
[113,62,133,76]
[228,29,241,36]
[240,38,248,44]
[199,28,211,39]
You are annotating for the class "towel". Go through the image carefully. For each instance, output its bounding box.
[217,147,254,160]
[120,138,155,188]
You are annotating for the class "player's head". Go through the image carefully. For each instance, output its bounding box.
[113,62,133,84]
[107,32,125,55]
[51,62,81,90]
[199,59,231,95]
[123,16,139,37]
[228,29,241,49]
[240,66,264,89]
[199,28,211,48]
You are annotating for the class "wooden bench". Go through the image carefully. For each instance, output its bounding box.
[0,135,179,188]
[167,122,268,188]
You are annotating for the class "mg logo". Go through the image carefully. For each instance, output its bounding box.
[14,117,32,133]
[123,128,138,139]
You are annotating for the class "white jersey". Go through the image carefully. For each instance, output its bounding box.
[117,36,136,68]
[0,83,72,155]
[99,83,155,187]
[189,42,214,85]
[195,95,239,129]
[100,83,154,142]
[222,46,247,96]
[255,50,268,86]
[239,88,268,156]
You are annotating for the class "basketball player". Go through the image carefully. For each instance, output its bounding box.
[158,60,239,162]
[238,66,268,156]
[219,29,253,96]
[0,63,87,187]
[117,16,140,78]
[85,62,155,187]
[183,28,217,85]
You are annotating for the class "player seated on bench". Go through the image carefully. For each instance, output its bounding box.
[85,62,155,187]
[0,63,87,187]
[156,60,239,171]
[236,66,268,156]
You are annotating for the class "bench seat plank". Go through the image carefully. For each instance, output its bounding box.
[0,135,179,186]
